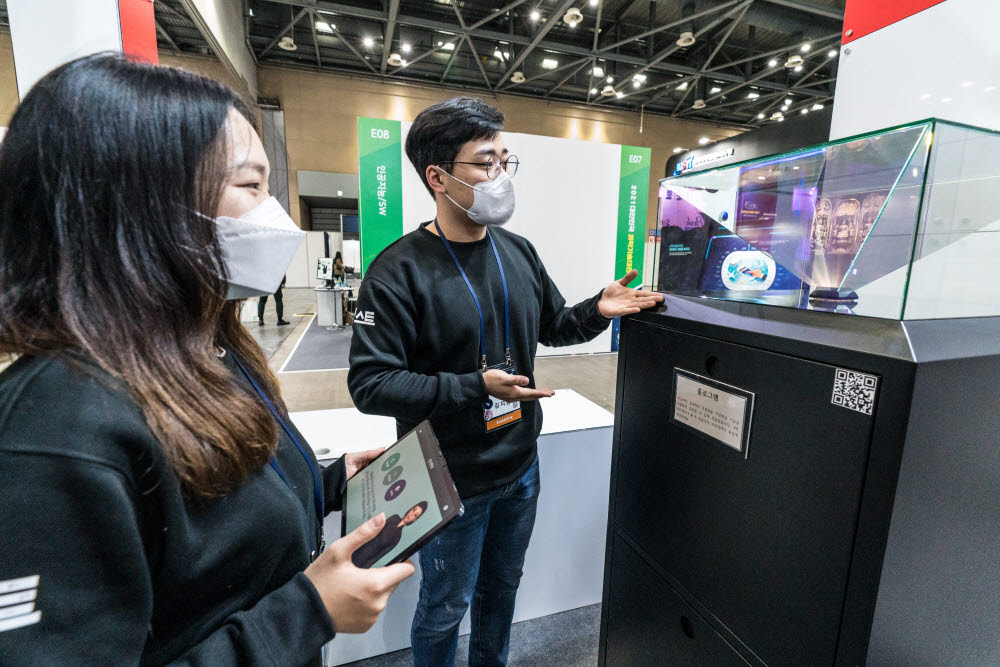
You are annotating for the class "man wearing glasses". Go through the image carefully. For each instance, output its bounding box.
[348,97,662,666]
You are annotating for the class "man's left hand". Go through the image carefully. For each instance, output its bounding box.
[598,270,665,318]
[346,447,386,479]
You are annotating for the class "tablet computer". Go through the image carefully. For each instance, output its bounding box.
[343,421,464,569]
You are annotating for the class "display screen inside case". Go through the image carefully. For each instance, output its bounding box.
[655,123,932,317]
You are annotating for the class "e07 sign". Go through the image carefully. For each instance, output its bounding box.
[628,154,643,164]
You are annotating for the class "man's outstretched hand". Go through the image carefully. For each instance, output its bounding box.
[598,270,665,318]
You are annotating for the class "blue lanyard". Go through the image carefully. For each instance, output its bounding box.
[433,219,511,370]
[230,351,324,525]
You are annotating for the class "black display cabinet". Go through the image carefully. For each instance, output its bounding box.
[600,120,1000,666]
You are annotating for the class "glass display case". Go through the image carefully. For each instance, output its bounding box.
[654,119,1000,319]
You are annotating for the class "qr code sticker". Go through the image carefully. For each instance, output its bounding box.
[831,369,878,415]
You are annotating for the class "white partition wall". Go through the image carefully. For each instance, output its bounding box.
[831,0,1000,139]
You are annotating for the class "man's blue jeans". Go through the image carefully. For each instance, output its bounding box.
[411,457,540,667]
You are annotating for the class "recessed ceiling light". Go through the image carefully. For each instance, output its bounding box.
[615,91,624,98]
[768,58,778,67]
[811,103,824,110]
[785,98,792,105]
[827,49,837,58]
[961,81,975,87]
[633,81,641,88]
[794,65,803,72]
[315,21,334,33]
[541,58,558,69]
[634,73,647,83]
[747,92,759,99]
[801,43,812,52]
[673,147,685,153]
[590,88,598,95]
[710,86,721,94]
[606,76,614,83]
[699,137,710,145]
[801,108,809,114]
[363,36,374,47]
[443,42,455,51]
[402,42,411,53]
[781,105,789,111]
[530,9,540,21]
[593,66,604,77]
[677,81,688,90]
[590,0,599,5]
[757,113,765,119]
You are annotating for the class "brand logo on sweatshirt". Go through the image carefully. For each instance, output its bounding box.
[355,310,376,326]
[0,575,42,634]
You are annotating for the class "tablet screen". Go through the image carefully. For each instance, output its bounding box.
[344,422,462,568]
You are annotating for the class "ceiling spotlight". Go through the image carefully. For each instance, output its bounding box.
[363,36,374,47]
[801,43,812,52]
[494,49,503,59]
[781,105,789,111]
[757,113,765,119]
[592,66,604,77]
[710,86,721,94]
[677,81,688,90]
[511,71,526,84]
[747,92,759,99]
[692,99,706,109]
[402,42,411,53]
[602,84,615,95]
[530,9,541,21]
[673,147,685,154]
[564,7,584,28]
[801,108,809,114]
[785,98,792,105]
[811,103,824,110]
[794,65,803,72]
[590,88,598,95]
[443,42,455,51]
[785,54,804,68]
[779,117,785,122]
[634,73,647,83]
[699,136,710,145]
[541,58,559,69]
[768,58,778,68]
[633,81,641,88]
[606,75,614,83]
[771,111,783,120]
[278,35,297,51]
[676,31,696,47]
[827,49,837,58]
[615,91,624,98]
[590,0,599,5]
[315,21,334,33]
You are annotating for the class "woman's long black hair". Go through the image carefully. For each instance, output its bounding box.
[0,54,286,498]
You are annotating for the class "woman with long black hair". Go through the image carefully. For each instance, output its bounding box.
[0,54,412,664]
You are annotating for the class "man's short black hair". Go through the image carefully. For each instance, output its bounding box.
[405,96,505,197]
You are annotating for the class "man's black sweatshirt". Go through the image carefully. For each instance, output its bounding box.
[348,223,611,499]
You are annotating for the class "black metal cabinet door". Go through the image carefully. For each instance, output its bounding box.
[613,320,878,666]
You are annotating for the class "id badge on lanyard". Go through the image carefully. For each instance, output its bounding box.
[433,219,523,434]
[483,361,523,432]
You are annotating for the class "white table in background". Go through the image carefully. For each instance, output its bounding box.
[290,389,615,666]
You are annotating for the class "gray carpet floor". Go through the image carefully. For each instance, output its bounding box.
[341,604,600,667]
[280,317,355,372]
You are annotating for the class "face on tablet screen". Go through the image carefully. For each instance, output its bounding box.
[346,430,445,568]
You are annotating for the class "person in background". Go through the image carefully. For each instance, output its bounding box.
[0,54,413,665]
[348,97,663,666]
[258,274,289,326]
[334,251,345,282]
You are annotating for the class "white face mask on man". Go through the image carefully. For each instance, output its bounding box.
[436,167,516,226]
[212,196,306,299]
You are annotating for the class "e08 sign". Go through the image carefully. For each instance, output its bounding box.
[371,128,392,140]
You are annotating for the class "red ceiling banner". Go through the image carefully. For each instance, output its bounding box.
[842,0,948,43]
[119,0,158,64]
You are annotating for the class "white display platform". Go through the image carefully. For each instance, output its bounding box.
[289,390,614,666]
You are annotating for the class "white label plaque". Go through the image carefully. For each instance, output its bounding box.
[671,369,754,456]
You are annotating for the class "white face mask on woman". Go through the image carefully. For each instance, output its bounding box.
[212,196,305,299]
[436,168,516,226]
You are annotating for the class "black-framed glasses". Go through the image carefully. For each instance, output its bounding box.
[438,154,519,180]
